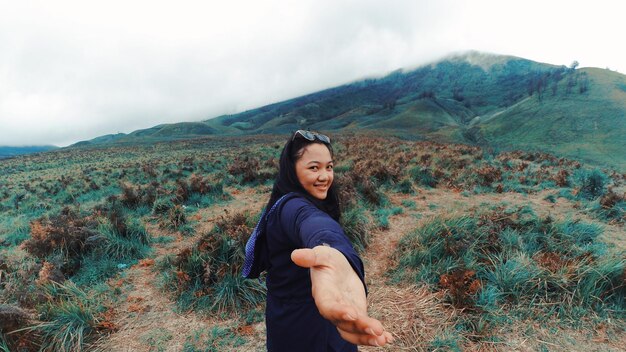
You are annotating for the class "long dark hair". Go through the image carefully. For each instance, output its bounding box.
[265,134,341,221]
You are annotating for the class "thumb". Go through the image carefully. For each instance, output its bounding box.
[291,248,317,268]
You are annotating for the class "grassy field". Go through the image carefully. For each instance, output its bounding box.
[1,134,624,351]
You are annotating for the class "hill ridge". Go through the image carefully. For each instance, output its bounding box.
[69,51,626,170]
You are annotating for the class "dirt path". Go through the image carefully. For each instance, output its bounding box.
[91,186,269,352]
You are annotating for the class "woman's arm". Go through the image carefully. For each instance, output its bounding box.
[292,246,393,347]
[281,198,367,289]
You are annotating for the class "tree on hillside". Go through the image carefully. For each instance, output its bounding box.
[569,60,579,72]
[452,87,464,102]
[382,95,398,110]
[566,74,577,94]
[418,91,435,99]
[579,72,589,93]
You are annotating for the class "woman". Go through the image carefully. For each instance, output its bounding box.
[243,130,393,351]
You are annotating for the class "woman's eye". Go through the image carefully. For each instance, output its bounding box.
[327,165,333,170]
[309,166,318,171]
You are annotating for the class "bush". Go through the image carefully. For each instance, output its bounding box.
[21,207,99,278]
[0,304,30,333]
[21,207,97,262]
[29,281,113,352]
[574,169,608,199]
[409,166,438,188]
[153,197,175,216]
[0,255,43,308]
[0,303,37,352]
[98,215,151,260]
[340,204,371,252]
[162,212,265,314]
[393,206,625,326]
[373,207,403,230]
[228,155,274,185]
[595,189,626,224]
[120,181,159,208]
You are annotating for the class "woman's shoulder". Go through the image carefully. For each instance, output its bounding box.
[269,192,326,223]
[277,192,315,214]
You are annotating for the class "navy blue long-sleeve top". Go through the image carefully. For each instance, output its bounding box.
[264,193,365,352]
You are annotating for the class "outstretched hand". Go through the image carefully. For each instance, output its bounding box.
[291,246,393,347]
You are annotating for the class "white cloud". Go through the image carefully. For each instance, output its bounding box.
[0,0,624,146]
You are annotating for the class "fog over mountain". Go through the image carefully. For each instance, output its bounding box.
[1,0,624,147]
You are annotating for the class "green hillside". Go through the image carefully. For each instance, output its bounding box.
[205,51,561,134]
[0,145,59,159]
[70,51,626,170]
[478,68,626,169]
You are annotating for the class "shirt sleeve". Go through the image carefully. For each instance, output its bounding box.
[278,197,367,291]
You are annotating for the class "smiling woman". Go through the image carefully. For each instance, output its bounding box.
[295,142,335,200]
[242,130,392,351]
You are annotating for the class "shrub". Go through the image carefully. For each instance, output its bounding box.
[409,166,438,188]
[21,207,97,262]
[227,155,273,184]
[173,175,227,206]
[475,165,502,186]
[153,197,175,216]
[119,181,159,208]
[0,256,43,308]
[0,304,30,333]
[394,179,415,194]
[163,212,265,314]
[393,206,625,326]
[353,159,400,185]
[554,169,570,187]
[98,215,151,260]
[29,281,113,352]
[574,169,607,199]
[21,207,99,278]
[373,207,403,230]
[595,189,626,224]
[340,204,371,252]
[0,304,36,351]
[355,177,387,206]
[165,205,187,229]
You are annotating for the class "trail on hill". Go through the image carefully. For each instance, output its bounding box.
[91,187,268,352]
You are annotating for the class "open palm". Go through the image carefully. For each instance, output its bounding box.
[291,246,393,347]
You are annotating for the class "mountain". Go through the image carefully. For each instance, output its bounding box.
[70,51,626,169]
[0,145,59,159]
[70,123,219,147]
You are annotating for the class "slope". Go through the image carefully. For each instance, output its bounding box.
[479,67,626,169]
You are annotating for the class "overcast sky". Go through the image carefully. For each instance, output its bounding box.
[1,0,624,147]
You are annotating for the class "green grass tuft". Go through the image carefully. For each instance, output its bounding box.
[392,205,626,340]
[26,281,105,352]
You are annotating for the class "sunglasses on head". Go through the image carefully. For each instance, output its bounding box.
[292,130,331,144]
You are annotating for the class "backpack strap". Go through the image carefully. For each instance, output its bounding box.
[242,192,297,278]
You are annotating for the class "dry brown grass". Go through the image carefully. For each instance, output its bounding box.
[363,284,453,351]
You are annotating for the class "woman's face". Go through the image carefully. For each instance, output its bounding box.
[295,143,334,200]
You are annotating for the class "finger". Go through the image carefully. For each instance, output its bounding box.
[315,302,360,326]
[290,248,318,268]
[337,328,391,347]
[291,246,335,268]
[322,303,385,336]
[335,312,385,336]
[383,331,395,344]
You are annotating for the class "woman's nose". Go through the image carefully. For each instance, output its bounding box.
[318,170,329,181]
